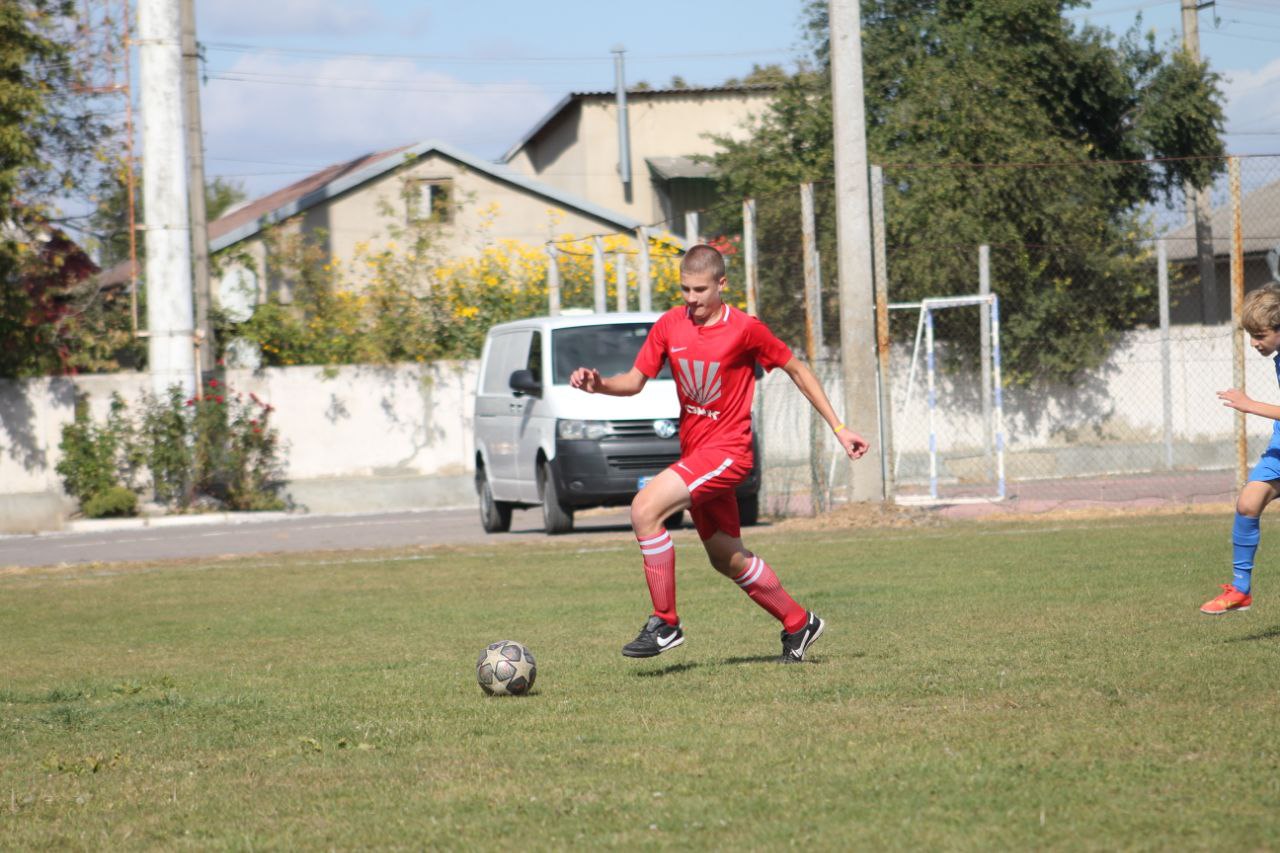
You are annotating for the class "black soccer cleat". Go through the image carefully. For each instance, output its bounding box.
[779,611,825,663]
[622,615,684,658]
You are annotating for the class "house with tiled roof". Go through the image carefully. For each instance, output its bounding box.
[206,140,646,307]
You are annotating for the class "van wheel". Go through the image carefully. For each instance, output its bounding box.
[478,469,513,533]
[664,510,684,530]
[738,492,759,527]
[540,463,574,535]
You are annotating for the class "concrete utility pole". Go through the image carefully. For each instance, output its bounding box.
[828,0,883,501]
[138,0,196,397]
[1182,0,1219,324]
[180,0,213,372]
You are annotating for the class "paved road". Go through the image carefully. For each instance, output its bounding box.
[0,506,637,569]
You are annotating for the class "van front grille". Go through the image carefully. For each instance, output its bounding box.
[607,453,680,472]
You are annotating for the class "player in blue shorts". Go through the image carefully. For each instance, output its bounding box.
[1203,283,1280,614]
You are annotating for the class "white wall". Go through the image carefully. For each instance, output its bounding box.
[0,362,477,531]
[1,323,1273,529]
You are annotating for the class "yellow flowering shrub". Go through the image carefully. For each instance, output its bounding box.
[227,227,690,366]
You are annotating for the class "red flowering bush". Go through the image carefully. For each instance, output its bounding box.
[59,380,287,514]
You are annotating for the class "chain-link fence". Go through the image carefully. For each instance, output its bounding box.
[543,154,1280,517]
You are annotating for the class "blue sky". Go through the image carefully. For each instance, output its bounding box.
[192,0,1280,200]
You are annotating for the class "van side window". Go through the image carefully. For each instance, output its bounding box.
[482,330,534,395]
[527,332,542,384]
[481,335,513,394]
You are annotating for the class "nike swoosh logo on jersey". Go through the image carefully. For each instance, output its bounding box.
[672,346,687,352]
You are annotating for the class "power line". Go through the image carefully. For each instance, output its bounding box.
[206,71,557,95]
[204,41,792,65]
[1201,29,1280,43]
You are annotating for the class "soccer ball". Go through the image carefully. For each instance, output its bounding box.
[476,640,537,696]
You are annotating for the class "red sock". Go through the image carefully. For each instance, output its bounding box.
[732,554,807,632]
[637,529,677,625]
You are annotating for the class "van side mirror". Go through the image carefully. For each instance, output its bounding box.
[509,369,542,397]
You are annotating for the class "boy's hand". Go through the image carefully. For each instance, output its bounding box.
[570,367,601,393]
[1218,388,1253,413]
[836,426,870,460]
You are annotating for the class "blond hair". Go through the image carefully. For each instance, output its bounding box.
[1242,283,1280,334]
[680,244,726,280]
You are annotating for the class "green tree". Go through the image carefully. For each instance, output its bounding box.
[90,174,247,269]
[1,0,118,377]
[712,0,1226,383]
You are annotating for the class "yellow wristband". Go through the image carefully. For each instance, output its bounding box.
[833,423,846,434]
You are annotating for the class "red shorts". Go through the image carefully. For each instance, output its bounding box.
[668,446,752,540]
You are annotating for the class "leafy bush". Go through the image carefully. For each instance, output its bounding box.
[55,394,141,515]
[56,380,287,516]
[82,485,138,519]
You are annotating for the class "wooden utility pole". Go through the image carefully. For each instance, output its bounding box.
[1182,0,1219,324]
[180,0,212,371]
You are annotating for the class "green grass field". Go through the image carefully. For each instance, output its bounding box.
[3,513,1279,849]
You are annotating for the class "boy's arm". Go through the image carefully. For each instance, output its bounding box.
[570,366,648,397]
[779,357,870,459]
[1219,388,1280,420]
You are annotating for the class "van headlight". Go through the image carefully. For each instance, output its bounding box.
[558,419,610,440]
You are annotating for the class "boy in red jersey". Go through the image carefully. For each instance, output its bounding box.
[570,244,869,662]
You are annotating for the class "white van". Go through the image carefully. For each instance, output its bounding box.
[474,312,760,534]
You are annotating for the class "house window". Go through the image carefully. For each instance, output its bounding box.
[406,178,453,224]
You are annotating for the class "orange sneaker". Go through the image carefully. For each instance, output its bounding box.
[1200,584,1252,615]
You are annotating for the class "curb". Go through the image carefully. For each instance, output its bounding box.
[47,505,472,537]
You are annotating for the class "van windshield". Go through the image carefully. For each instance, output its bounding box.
[551,323,672,384]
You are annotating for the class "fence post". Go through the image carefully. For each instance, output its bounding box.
[979,244,993,480]
[1158,239,1173,469]
[743,197,758,316]
[547,245,561,316]
[800,181,826,513]
[925,306,938,500]
[991,296,1006,500]
[1230,156,1247,488]
[616,252,628,313]
[592,236,606,313]
[636,226,651,312]
[871,165,893,500]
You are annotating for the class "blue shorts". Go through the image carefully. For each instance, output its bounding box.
[1249,441,1280,483]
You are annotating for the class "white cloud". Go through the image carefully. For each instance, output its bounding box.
[1219,57,1280,153]
[200,54,558,197]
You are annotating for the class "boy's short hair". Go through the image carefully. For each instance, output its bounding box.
[680,244,726,280]
[1242,283,1280,334]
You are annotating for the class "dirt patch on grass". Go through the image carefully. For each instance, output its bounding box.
[768,501,944,531]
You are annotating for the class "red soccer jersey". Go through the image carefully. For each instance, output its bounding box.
[634,304,794,456]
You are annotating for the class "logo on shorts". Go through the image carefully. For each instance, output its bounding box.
[676,359,722,412]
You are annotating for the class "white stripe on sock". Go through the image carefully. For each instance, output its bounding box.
[735,556,764,587]
[641,540,674,556]
[638,532,670,547]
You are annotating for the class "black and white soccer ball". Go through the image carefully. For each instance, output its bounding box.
[476,640,537,696]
